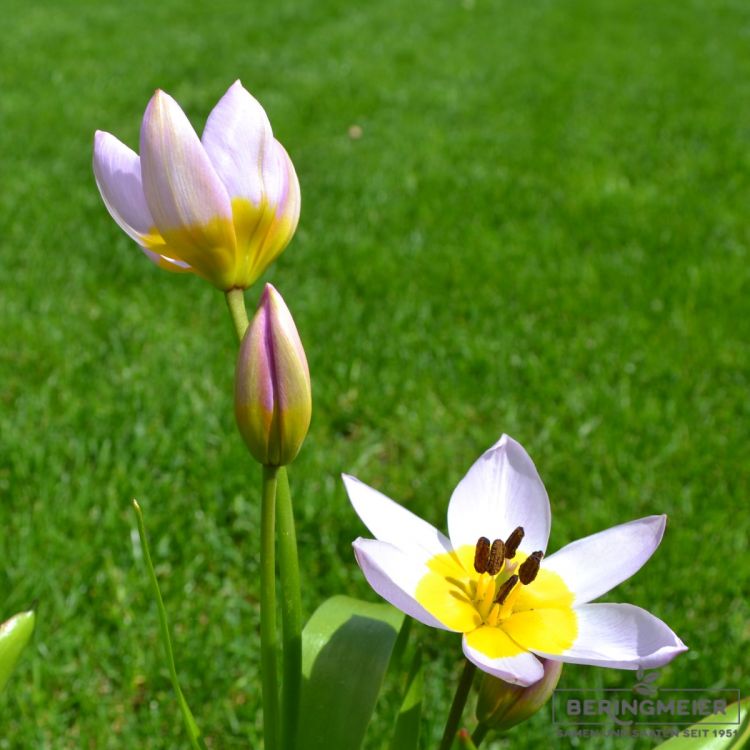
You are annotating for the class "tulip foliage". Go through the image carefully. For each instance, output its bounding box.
[81,80,694,749]
[0,610,35,693]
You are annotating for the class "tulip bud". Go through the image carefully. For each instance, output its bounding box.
[475,658,562,732]
[235,284,311,466]
[0,610,36,692]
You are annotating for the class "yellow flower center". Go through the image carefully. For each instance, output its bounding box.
[414,535,578,658]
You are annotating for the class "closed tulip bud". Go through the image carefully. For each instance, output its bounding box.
[0,610,36,692]
[235,284,311,466]
[475,658,562,732]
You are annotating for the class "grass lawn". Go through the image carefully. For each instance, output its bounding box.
[1,0,749,747]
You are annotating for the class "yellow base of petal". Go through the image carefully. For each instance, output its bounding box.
[415,544,577,656]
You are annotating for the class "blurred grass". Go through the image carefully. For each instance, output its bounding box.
[1,0,749,747]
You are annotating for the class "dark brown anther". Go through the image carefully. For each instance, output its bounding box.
[486,539,505,575]
[518,550,543,584]
[494,574,519,605]
[504,526,525,559]
[474,536,491,574]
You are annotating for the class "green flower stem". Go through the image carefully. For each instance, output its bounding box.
[226,288,250,340]
[457,729,480,749]
[471,722,490,747]
[132,500,205,750]
[276,467,302,750]
[261,466,281,750]
[438,660,477,750]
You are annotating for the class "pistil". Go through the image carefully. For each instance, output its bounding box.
[476,574,497,621]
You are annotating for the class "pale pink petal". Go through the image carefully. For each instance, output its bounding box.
[533,603,687,669]
[352,538,455,631]
[201,80,274,207]
[262,138,300,213]
[93,131,154,243]
[542,516,666,604]
[343,475,452,563]
[139,246,191,272]
[140,89,234,236]
[447,435,551,555]
[245,140,301,282]
[463,627,545,686]
[269,141,300,231]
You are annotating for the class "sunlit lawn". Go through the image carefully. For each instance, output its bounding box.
[1,0,749,747]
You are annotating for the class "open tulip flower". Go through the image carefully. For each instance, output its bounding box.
[93,81,300,290]
[344,435,687,686]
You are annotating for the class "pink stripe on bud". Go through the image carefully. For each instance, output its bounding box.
[235,284,311,466]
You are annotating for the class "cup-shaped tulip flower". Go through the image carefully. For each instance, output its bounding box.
[235,284,311,467]
[476,658,562,732]
[93,81,300,290]
[344,435,687,685]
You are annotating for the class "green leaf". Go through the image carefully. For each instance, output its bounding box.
[389,647,423,750]
[0,610,35,692]
[654,697,750,750]
[297,595,405,750]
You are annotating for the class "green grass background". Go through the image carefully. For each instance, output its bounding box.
[1,0,748,747]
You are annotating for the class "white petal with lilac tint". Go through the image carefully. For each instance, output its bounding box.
[93,131,155,244]
[447,435,551,555]
[270,141,301,233]
[531,603,687,669]
[353,538,453,631]
[542,516,666,605]
[93,132,192,273]
[261,138,298,211]
[463,627,545,686]
[343,475,452,563]
[202,81,273,207]
[254,141,301,266]
[140,247,191,271]
[140,90,236,247]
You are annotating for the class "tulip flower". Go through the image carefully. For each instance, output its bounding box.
[344,435,687,686]
[476,657,562,731]
[235,283,311,466]
[93,81,300,290]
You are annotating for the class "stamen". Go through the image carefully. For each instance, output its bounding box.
[518,550,543,584]
[473,536,491,574]
[486,602,501,627]
[479,575,496,617]
[486,539,505,575]
[504,526,525,559]
[475,575,489,602]
[494,574,519,605]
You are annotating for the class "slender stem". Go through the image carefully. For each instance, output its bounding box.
[132,500,205,750]
[471,722,490,747]
[225,288,250,341]
[276,467,302,750]
[457,729,480,749]
[261,466,281,750]
[438,660,477,750]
